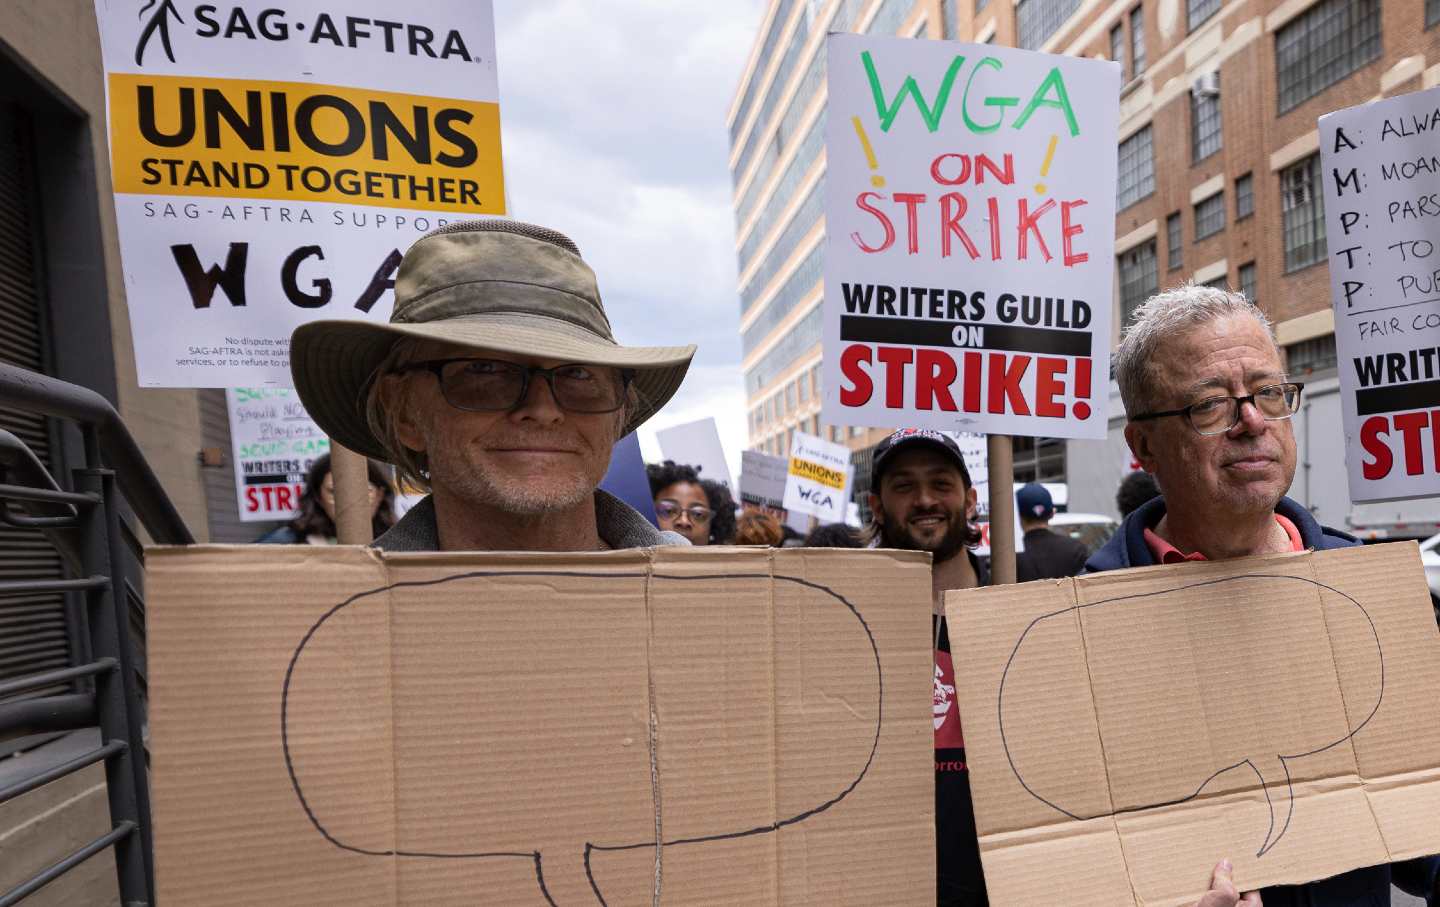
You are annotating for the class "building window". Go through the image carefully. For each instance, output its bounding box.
[811,364,822,397]
[866,0,911,34]
[746,305,823,395]
[1013,437,1066,483]
[1281,155,1326,272]
[975,0,990,15]
[1239,261,1257,303]
[1235,172,1254,219]
[1016,0,1083,49]
[785,381,797,412]
[1189,0,1222,30]
[1167,213,1183,270]
[797,373,809,403]
[1275,0,1381,114]
[1129,6,1146,77]
[1286,334,1338,375]
[739,179,824,314]
[1201,276,1229,290]
[1190,77,1222,162]
[1109,23,1125,77]
[1118,241,1158,325]
[1430,0,1440,28]
[740,243,822,355]
[1116,126,1155,210]
[1194,192,1225,240]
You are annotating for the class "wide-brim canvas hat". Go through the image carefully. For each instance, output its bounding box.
[291,219,696,462]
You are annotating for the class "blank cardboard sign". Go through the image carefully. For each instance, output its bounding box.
[144,546,935,906]
[947,543,1440,906]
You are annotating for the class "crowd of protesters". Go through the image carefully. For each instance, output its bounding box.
[257,218,1440,907]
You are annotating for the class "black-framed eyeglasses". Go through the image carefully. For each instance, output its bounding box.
[1131,382,1304,436]
[396,357,633,414]
[655,500,713,524]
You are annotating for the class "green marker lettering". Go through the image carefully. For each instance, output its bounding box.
[862,50,967,133]
[1013,66,1081,137]
[962,57,1017,134]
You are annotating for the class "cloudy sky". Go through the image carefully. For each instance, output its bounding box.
[493,2,769,480]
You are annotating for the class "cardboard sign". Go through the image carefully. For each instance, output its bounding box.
[739,450,788,510]
[225,387,329,521]
[1319,85,1440,503]
[783,431,852,522]
[947,543,1440,906]
[93,1,504,388]
[144,546,934,905]
[655,417,734,489]
[822,34,1119,439]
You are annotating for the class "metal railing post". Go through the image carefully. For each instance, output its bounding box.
[73,467,152,905]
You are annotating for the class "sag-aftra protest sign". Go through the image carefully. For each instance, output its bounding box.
[94,1,504,388]
[144,546,935,905]
[823,34,1119,439]
[1320,85,1440,502]
[783,430,853,522]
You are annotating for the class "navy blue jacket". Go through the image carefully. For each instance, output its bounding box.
[1086,495,1438,906]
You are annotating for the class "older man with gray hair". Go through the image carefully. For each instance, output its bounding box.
[1085,284,1440,907]
[291,219,696,552]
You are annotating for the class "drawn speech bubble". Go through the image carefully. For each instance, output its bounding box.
[280,570,883,905]
[999,573,1384,859]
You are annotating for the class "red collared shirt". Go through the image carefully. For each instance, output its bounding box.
[1143,515,1303,564]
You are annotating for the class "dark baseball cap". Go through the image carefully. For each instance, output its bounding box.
[1016,482,1055,520]
[870,429,973,489]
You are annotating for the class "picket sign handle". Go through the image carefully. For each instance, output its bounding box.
[330,443,374,545]
[987,435,1016,585]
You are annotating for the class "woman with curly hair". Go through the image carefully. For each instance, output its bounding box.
[645,460,735,545]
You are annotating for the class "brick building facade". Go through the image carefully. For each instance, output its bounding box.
[729,0,1440,521]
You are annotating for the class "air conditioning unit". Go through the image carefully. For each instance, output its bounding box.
[1192,71,1220,97]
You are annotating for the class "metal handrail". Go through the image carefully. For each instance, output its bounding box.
[0,658,116,699]
[0,364,192,544]
[0,364,186,905]
[0,740,125,805]
[0,821,137,907]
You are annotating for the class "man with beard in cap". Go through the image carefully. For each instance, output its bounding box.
[865,428,987,907]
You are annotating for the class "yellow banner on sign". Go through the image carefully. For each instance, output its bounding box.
[107,73,504,214]
[789,457,846,489]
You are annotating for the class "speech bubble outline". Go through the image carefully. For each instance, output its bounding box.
[280,570,884,905]
[998,572,1384,858]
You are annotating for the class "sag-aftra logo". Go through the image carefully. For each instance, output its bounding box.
[134,1,484,67]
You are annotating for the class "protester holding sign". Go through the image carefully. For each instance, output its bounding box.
[1095,284,1440,906]
[862,428,989,907]
[254,453,397,545]
[289,219,697,552]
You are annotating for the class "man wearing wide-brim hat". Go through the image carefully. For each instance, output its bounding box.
[290,219,696,552]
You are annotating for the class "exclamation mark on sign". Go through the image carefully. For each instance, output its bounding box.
[1034,134,1059,194]
[851,116,885,188]
[1072,358,1092,420]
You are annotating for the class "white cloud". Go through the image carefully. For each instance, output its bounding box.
[492,0,765,471]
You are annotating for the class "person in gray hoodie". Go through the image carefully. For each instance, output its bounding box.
[290,219,697,552]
